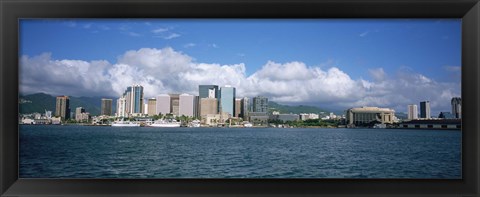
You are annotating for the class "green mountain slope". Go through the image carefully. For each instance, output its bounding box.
[19,93,116,116]
[268,101,331,114]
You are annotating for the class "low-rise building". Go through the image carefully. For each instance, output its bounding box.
[346,106,396,126]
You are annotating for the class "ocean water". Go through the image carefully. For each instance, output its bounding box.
[19,125,461,178]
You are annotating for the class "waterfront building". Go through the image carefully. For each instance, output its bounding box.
[199,85,219,99]
[400,119,461,129]
[147,98,157,116]
[235,98,242,118]
[130,85,144,114]
[116,85,144,117]
[116,97,127,117]
[169,94,180,116]
[179,94,196,117]
[55,95,70,120]
[300,113,319,121]
[100,98,113,116]
[253,96,268,113]
[247,112,269,126]
[156,94,171,115]
[346,106,396,126]
[420,101,431,119]
[451,97,461,119]
[204,114,221,126]
[407,104,418,120]
[241,97,249,119]
[219,86,236,117]
[199,98,218,118]
[270,114,300,122]
[75,107,85,121]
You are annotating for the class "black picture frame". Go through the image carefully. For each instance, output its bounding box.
[1,0,479,196]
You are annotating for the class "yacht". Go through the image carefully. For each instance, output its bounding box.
[243,122,253,127]
[111,120,140,127]
[150,119,181,127]
[188,119,201,127]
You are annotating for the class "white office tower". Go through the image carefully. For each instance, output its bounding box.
[156,94,171,115]
[179,94,196,117]
[407,104,418,120]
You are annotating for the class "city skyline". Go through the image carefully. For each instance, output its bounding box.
[19,19,461,115]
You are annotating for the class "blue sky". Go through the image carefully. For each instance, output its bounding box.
[19,19,461,114]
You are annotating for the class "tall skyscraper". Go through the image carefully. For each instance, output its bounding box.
[451,97,461,119]
[116,97,126,117]
[407,104,418,120]
[101,98,113,116]
[130,85,144,114]
[147,98,157,116]
[220,86,236,116]
[420,101,431,119]
[55,95,70,120]
[235,98,242,118]
[179,94,196,117]
[156,94,171,115]
[253,96,268,113]
[116,85,144,117]
[199,85,219,99]
[169,94,180,116]
[241,97,249,119]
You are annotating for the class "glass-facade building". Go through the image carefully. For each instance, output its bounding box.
[199,85,219,99]
[420,101,431,119]
[219,86,236,116]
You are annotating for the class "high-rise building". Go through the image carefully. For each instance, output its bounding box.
[199,85,219,99]
[220,86,236,116]
[451,97,461,119]
[407,104,418,120]
[156,94,171,115]
[253,96,268,113]
[55,95,70,120]
[116,85,144,117]
[147,98,157,116]
[116,97,126,117]
[101,98,113,116]
[75,107,85,121]
[420,101,431,119]
[130,85,144,114]
[200,98,218,117]
[169,94,180,116]
[235,98,242,118]
[179,94,196,117]
[241,97,249,119]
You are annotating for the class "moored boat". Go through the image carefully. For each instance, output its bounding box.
[149,119,181,127]
[111,121,140,127]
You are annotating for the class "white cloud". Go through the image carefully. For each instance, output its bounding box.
[20,47,460,114]
[126,32,142,37]
[184,43,196,48]
[152,27,169,34]
[359,31,369,37]
[163,33,180,39]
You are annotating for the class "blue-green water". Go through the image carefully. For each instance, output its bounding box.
[19,125,461,178]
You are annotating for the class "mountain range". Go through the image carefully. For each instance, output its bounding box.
[19,93,116,116]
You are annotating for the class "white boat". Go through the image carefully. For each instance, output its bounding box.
[189,120,201,127]
[150,119,181,127]
[243,122,253,127]
[111,121,140,127]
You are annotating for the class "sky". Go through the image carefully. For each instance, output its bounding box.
[19,19,461,115]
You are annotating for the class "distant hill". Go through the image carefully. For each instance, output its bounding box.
[268,101,332,114]
[19,93,116,116]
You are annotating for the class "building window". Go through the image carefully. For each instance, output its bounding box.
[427,125,433,128]
[441,125,447,128]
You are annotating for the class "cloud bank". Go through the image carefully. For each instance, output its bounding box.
[20,47,460,113]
